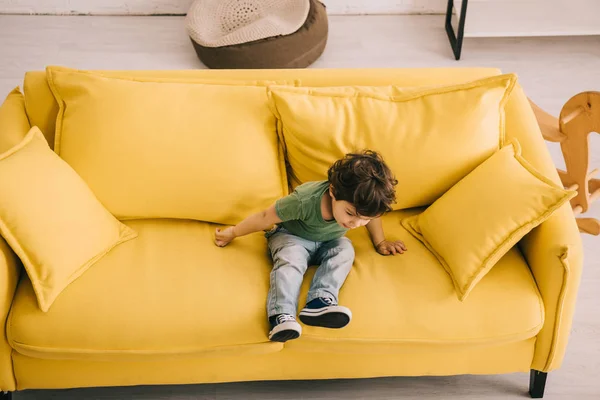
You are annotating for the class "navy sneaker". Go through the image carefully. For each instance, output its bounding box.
[299,297,352,328]
[268,314,302,342]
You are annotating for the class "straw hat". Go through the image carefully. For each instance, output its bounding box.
[186,0,311,48]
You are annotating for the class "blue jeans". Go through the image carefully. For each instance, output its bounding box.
[266,226,355,317]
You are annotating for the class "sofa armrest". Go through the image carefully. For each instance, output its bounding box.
[505,85,584,372]
[0,236,19,391]
[520,203,583,372]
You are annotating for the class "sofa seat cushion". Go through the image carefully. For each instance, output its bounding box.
[8,212,544,361]
[8,219,282,361]
[288,210,544,353]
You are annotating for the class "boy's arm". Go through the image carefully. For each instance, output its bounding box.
[233,205,282,237]
[365,217,386,247]
[366,217,407,255]
[215,205,282,247]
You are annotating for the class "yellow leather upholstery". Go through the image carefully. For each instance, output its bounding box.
[268,74,516,204]
[402,141,575,301]
[0,128,137,312]
[0,86,30,391]
[8,211,542,361]
[0,87,30,154]
[295,210,544,351]
[14,339,536,390]
[23,67,504,150]
[1,67,581,390]
[0,237,18,392]
[8,219,279,361]
[503,87,583,372]
[46,67,288,224]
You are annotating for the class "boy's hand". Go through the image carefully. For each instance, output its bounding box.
[215,227,236,247]
[376,240,407,255]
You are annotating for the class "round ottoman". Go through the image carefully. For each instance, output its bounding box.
[186,0,328,69]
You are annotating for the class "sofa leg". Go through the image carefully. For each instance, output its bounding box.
[529,369,548,398]
[0,392,11,399]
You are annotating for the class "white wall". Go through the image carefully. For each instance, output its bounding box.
[326,0,445,15]
[0,0,447,15]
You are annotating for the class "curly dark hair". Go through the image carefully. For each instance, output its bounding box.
[327,150,398,217]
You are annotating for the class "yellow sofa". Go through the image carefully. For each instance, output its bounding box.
[0,67,582,399]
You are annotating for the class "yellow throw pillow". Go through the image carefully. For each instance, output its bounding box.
[268,74,517,208]
[0,127,137,312]
[47,66,288,225]
[0,87,31,154]
[401,140,575,301]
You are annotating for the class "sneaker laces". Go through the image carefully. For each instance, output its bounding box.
[276,314,296,324]
[321,297,335,306]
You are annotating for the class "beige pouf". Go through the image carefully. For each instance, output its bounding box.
[186,0,328,69]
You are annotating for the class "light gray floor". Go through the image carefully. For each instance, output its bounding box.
[0,13,599,400]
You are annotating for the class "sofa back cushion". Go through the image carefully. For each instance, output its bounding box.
[23,68,504,151]
[0,87,30,154]
[47,67,288,225]
[268,74,517,209]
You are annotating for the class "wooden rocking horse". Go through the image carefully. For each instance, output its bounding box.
[530,92,600,235]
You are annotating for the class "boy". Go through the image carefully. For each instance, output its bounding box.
[215,150,406,342]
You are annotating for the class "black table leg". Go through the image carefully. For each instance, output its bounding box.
[445,0,469,60]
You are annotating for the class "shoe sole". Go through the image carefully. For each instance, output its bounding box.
[268,319,302,342]
[299,306,352,329]
[269,329,301,342]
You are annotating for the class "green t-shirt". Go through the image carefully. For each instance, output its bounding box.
[275,181,348,242]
